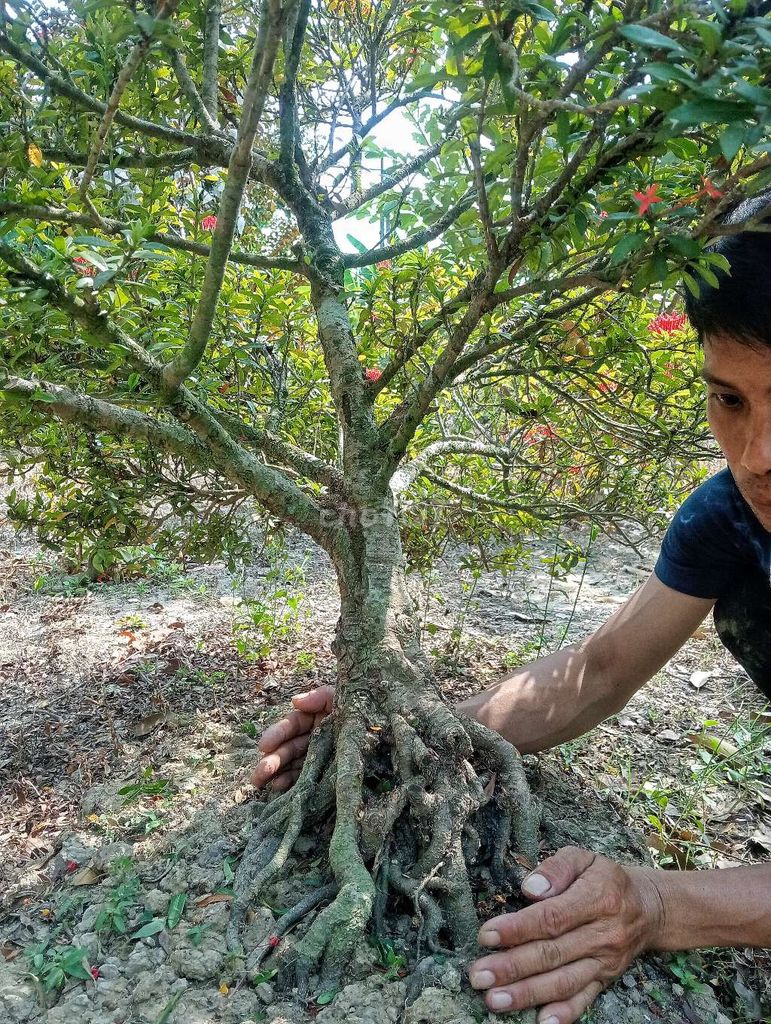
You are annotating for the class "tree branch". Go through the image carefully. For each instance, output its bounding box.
[0,203,306,275]
[342,192,474,268]
[1,374,211,463]
[202,0,221,119]
[80,0,179,200]
[333,137,448,217]
[165,44,221,134]
[162,0,290,395]
[0,242,329,545]
[391,438,519,494]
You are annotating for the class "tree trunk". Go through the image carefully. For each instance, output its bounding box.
[228,498,541,990]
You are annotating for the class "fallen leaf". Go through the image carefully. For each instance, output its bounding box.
[657,729,681,742]
[129,712,167,738]
[70,866,102,886]
[749,823,771,851]
[687,733,739,759]
[195,893,233,908]
[168,621,185,629]
[219,984,229,996]
[689,670,713,689]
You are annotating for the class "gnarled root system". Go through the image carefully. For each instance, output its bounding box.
[227,680,541,994]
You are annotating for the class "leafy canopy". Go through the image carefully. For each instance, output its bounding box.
[1,0,770,575]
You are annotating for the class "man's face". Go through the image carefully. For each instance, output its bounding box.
[703,334,771,531]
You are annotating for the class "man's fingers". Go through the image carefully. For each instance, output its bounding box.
[520,846,597,901]
[477,887,597,951]
[292,685,334,715]
[270,768,302,793]
[478,958,601,1015]
[470,925,599,989]
[252,734,311,788]
[537,979,605,1024]
[257,710,315,755]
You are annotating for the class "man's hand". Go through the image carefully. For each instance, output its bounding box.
[468,846,666,1024]
[251,685,334,792]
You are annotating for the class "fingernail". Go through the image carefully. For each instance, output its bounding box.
[522,872,551,896]
[539,1016,560,1024]
[489,991,513,1010]
[470,970,496,990]
[478,929,500,947]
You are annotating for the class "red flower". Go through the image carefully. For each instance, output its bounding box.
[201,215,218,232]
[375,259,392,270]
[648,311,688,335]
[523,424,558,446]
[568,465,583,476]
[268,935,281,949]
[597,379,618,394]
[701,176,723,199]
[364,368,382,382]
[633,184,663,216]
[65,859,79,873]
[72,256,96,278]
[598,210,608,220]
[91,967,100,980]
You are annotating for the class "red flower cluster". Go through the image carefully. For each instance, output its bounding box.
[91,967,101,980]
[523,424,557,446]
[65,859,79,873]
[201,214,218,232]
[375,259,392,270]
[364,368,382,382]
[72,256,96,278]
[268,935,281,949]
[647,311,688,335]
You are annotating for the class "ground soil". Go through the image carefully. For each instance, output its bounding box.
[1,509,769,1024]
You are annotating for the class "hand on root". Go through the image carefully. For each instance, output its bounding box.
[468,846,666,1024]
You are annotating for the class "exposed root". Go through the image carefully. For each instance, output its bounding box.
[228,670,543,991]
[227,719,335,952]
[247,882,338,973]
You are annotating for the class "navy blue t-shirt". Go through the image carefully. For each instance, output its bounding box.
[655,468,771,600]
[655,468,771,698]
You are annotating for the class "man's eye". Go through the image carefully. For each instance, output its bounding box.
[712,392,742,408]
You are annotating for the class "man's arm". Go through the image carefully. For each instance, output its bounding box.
[253,573,715,786]
[458,573,716,753]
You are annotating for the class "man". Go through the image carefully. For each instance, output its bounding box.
[252,191,771,1024]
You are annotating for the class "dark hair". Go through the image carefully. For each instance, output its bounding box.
[684,188,771,347]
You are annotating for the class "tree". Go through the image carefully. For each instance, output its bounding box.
[1,0,770,990]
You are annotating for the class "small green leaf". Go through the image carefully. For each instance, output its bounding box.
[719,124,745,162]
[609,232,646,265]
[315,988,339,1006]
[132,918,166,939]
[618,24,688,55]
[166,893,187,930]
[668,98,754,126]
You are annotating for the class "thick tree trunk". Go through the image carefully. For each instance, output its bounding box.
[228,498,541,989]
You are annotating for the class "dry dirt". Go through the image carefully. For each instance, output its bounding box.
[1,511,770,1024]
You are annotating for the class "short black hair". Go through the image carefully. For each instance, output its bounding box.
[684,188,771,347]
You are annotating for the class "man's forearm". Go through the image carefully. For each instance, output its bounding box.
[457,640,621,754]
[639,863,771,952]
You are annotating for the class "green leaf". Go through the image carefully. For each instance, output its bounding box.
[72,235,115,248]
[315,988,339,1006]
[668,98,754,126]
[667,235,701,259]
[166,893,187,930]
[641,62,695,86]
[345,233,369,255]
[719,123,745,162]
[618,24,688,56]
[609,232,646,265]
[132,918,166,939]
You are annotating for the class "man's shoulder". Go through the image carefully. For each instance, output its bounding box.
[675,467,740,527]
